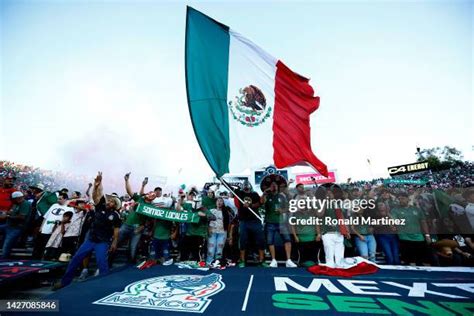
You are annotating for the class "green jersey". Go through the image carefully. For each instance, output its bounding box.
[126,194,146,226]
[294,211,316,242]
[186,208,212,237]
[264,193,281,224]
[8,200,31,228]
[391,206,425,242]
[153,220,172,240]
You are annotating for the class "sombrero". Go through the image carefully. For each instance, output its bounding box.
[433,239,459,249]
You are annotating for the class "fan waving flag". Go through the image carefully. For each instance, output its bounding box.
[185,7,328,177]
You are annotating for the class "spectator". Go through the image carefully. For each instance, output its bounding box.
[391,192,431,265]
[60,200,88,255]
[351,208,376,262]
[44,211,74,260]
[176,191,215,262]
[202,188,217,209]
[234,181,268,268]
[152,186,173,209]
[453,234,474,266]
[262,181,297,268]
[30,183,58,217]
[291,183,322,267]
[0,173,17,212]
[206,197,231,266]
[377,189,398,210]
[320,185,351,268]
[33,192,73,259]
[149,217,174,266]
[30,183,58,241]
[0,191,31,258]
[374,202,400,264]
[71,191,81,200]
[463,189,474,230]
[115,173,153,264]
[54,172,121,289]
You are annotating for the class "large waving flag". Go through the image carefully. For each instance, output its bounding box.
[185,7,328,178]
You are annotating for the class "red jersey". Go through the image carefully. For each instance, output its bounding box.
[0,187,16,211]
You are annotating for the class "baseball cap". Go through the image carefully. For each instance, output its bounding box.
[11,191,24,199]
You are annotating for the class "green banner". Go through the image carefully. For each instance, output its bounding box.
[136,203,200,223]
[384,179,427,185]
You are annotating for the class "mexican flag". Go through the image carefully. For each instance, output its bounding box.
[185,7,328,177]
[308,257,379,277]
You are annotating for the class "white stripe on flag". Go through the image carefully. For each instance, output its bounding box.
[227,30,277,173]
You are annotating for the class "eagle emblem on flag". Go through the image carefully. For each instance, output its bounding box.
[228,85,272,127]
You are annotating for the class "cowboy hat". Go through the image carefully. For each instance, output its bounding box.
[105,194,122,211]
[29,183,45,191]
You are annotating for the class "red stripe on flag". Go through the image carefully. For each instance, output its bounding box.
[273,60,328,177]
[308,261,378,277]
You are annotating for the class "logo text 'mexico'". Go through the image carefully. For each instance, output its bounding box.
[94,274,225,313]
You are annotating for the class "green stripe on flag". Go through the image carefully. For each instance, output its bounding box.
[136,203,200,223]
[185,7,230,177]
[433,189,454,218]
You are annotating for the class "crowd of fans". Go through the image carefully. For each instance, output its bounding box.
[0,160,472,290]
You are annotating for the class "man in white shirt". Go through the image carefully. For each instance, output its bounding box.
[152,187,173,208]
[32,193,74,259]
[61,200,88,255]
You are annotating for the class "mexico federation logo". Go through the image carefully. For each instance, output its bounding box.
[93,274,225,313]
[228,85,272,127]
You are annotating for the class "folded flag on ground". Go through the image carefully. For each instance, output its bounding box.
[308,257,379,277]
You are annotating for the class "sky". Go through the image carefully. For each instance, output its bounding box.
[1,0,472,192]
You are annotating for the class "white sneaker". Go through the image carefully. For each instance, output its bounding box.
[210,259,220,268]
[269,259,278,268]
[163,258,174,266]
[78,269,88,280]
[94,269,100,276]
[286,259,297,268]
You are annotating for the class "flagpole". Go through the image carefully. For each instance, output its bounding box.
[218,177,264,224]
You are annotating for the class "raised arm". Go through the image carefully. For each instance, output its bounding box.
[124,172,133,197]
[85,182,92,199]
[139,177,148,196]
[175,196,185,211]
[92,172,103,205]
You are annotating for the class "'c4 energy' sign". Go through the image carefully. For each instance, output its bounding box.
[387,161,429,176]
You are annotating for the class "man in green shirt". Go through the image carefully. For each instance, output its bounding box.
[111,173,155,264]
[176,191,215,262]
[0,191,31,258]
[263,181,297,268]
[150,218,174,266]
[391,192,431,265]
[202,189,217,210]
[291,183,321,267]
